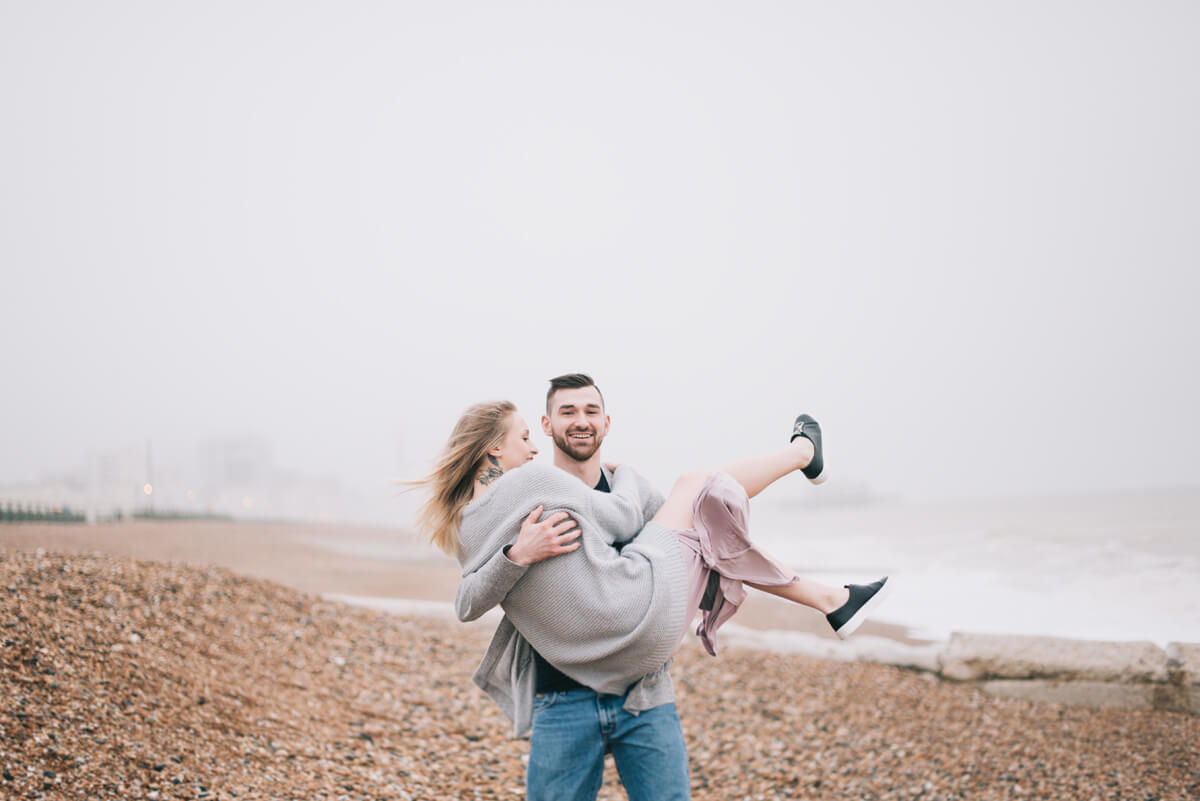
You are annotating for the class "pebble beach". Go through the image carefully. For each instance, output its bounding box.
[2,527,1198,800]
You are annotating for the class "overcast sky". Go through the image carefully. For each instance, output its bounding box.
[2,1,1197,504]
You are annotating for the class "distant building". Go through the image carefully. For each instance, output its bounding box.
[1,434,405,527]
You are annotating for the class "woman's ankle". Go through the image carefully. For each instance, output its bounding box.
[821,586,850,615]
[790,437,815,470]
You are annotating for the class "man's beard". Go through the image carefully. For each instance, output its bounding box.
[551,425,604,462]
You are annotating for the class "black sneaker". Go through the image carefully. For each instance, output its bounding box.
[826,577,891,639]
[790,414,825,485]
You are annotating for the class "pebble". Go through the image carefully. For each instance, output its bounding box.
[1,549,1197,800]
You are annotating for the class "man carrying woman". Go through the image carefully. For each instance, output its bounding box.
[413,374,889,801]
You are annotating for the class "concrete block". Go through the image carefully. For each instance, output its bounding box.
[978,680,1158,710]
[853,636,944,674]
[711,625,944,673]
[1167,642,1200,684]
[939,632,1168,683]
[1166,643,1200,714]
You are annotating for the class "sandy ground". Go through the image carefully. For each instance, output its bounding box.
[0,521,926,644]
[2,547,1196,801]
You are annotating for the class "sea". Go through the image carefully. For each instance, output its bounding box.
[747,485,1200,646]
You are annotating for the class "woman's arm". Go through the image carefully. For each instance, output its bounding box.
[493,464,651,548]
[595,465,662,543]
[455,463,654,614]
[454,546,528,621]
[454,505,580,621]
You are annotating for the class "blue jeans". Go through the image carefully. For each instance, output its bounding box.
[526,689,690,801]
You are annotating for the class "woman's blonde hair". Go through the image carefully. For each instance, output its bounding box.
[410,400,516,557]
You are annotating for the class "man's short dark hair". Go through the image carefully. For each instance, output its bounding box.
[546,373,605,412]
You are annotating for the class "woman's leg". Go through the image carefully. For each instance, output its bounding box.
[720,437,814,499]
[746,574,848,614]
[655,480,850,617]
[650,471,710,530]
[650,437,816,530]
[655,433,889,639]
[651,425,865,620]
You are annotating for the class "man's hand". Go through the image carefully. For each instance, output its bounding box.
[506,505,581,565]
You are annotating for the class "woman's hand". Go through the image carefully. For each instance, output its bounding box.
[602,462,620,473]
[506,505,581,565]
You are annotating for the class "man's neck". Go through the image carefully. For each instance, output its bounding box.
[553,450,602,488]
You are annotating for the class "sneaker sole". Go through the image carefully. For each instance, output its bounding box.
[833,577,893,640]
[809,473,827,486]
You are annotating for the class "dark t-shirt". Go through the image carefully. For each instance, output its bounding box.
[532,470,611,693]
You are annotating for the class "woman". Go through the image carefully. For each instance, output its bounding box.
[413,400,889,726]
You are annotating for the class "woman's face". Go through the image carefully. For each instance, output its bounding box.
[495,413,539,472]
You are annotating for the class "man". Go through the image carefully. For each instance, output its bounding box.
[523,373,690,801]
[457,373,691,801]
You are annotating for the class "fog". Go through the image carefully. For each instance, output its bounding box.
[2,2,1198,524]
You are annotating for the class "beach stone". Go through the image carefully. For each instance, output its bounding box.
[939,632,1169,683]
[979,679,1159,710]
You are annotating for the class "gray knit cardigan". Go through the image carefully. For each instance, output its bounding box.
[455,463,690,736]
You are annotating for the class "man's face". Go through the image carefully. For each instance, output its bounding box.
[542,386,610,463]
